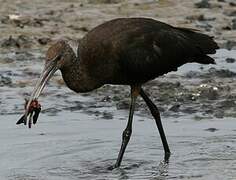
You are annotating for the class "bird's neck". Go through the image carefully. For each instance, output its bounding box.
[60,52,99,93]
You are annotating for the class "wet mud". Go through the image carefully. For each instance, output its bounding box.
[0,0,236,179]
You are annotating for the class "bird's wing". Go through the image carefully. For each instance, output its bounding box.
[118,27,217,83]
[118,29,186,82]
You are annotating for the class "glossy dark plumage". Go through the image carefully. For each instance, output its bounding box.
[76,18,218,88]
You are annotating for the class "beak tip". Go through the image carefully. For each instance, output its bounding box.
[16,114,27,125]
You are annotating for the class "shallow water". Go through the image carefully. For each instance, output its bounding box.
[0,49,236,179]
[1,114,236,180]
[1,0,236,178]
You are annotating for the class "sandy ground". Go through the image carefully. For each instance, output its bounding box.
[0,0,236,179]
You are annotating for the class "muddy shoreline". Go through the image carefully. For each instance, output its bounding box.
[0,0,236,179]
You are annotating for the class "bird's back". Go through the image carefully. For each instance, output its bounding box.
[78,18,219,85]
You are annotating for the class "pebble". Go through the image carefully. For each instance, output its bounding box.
[102,111,113,119]
[229,2,236,6]
[222,25,231,30]
[169,104,180,112]
[224,40,236,50]
[63,104,83,111]
[214,111,224,118]
[196,23,212,31]
[116,100,130,110]
[195,0,210,8]
[225,57,235,63]
[232,18,236,30]
[87,0,121,4]
[186,14,216,22]
[208,67,236,78]
[38,37,51,45]
[205,128,219,132]
[0,75,12,86]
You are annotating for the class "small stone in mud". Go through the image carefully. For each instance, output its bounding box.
[88,0,121,4]
[186,14,204,21]
[68,25,89,32]
[208,67,236,78]
[224,40,236,50]
[169,104,180,112]
[78,27,89,32]
[214,111,224,118]
[195,0,210,8]
[0,75,12,86]
[116,100,130,110]
[225,58,235,63]
[17,35,32,47]
[182,107,198,114]
[38,37,51,45]
[222,26,231,30]
[102,111,113,119]
[229,2,236,6]
[232,19,236,30]
[196,23,212,31]
[187,14,216,22]
[204,128,219,132]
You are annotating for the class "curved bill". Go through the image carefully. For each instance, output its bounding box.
[16,58,58,126]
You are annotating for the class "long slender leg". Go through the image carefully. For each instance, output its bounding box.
[140,88,171,161]
[113,86,140,168]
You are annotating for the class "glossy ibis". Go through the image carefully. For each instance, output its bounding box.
[17,17,218,168]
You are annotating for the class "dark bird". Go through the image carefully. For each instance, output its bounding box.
[17,17,219,168]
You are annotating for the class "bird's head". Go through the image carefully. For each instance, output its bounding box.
[23,40,75,119]
[45,40,73,70]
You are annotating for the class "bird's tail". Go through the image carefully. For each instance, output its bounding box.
[176,27,219,64]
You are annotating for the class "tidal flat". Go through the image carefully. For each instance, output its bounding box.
[0,0,236,179]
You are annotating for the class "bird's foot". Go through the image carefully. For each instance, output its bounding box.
[107,164,119,170]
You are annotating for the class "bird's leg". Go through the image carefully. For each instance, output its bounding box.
[113,85,140,169]
[140,88,171,162]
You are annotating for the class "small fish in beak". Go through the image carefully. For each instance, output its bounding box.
[16,40,69,128]
[16,54,59,128]
[16,99,41,128]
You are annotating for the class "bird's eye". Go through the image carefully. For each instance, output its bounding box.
[55,53,62,61]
